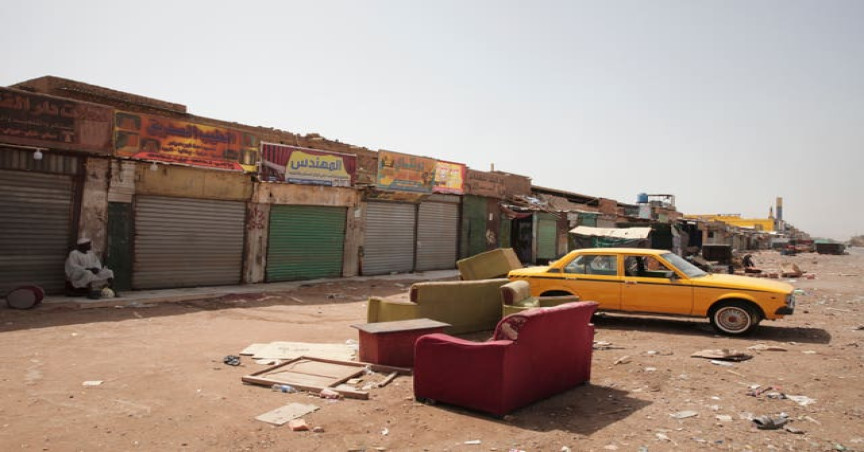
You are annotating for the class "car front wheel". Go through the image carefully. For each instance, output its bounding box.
[710,302,759,335]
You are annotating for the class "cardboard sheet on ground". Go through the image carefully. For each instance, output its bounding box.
[243,342,356,361]
[691,349,753,362]
[255,403,319,426]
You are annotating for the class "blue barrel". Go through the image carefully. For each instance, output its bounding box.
[637,193,649,203]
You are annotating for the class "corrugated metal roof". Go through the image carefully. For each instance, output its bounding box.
[569,226,652,239]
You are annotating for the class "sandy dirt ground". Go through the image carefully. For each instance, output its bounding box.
[1,249,863,452]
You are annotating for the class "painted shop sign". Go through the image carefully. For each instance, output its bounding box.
[114,111,259,172]
[433,160,465,195]
[376,150,436,193]
[0,87,113,154]
[465,168,506,198]
[260,142,356,187]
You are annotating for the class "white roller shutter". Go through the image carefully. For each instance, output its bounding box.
[363,201,416,275]
[416,195,460,271]
[133,196,245,289]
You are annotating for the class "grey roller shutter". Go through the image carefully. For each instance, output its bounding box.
[416,195,459,271]
[363,201,416,275]
[133,196,245,289]
[0,169,74,295]
[267,205,346,282]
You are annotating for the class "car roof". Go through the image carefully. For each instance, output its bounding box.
[569,248,670,255]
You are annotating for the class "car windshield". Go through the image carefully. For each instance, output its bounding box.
[661,252,707,278]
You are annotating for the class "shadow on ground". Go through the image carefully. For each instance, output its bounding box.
[417,383,650,436]
[0,281,411,333]
[592,313,832,344]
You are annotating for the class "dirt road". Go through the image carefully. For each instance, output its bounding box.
[1,249,862,451]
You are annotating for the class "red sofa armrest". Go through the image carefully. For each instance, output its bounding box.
[414,334,514,415]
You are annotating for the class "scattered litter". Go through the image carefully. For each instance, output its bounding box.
[614,356,631,365]
[826,307,851,313]
[312,426,325,433]
[255,403,319,426]
[271,384,296,393]
[290,296,305,303]
[463,439,481,445]
[288,419,309,431]
[82,380,103,386]
[381,427,389,436]
[644,367,657,372]
[655,432,671,441]
[223,355,241,366]
[747,385,782,397]
[256,358,281,365]
[855,325,864,331]
[709,360,734,367]
[691,349,753,362]
[594,341,625,350]
[715,414,733,422]
[803,415,821,425]
[802,350,818,355]
[752,414,789,430]
[747,344,787,352]
[786,395,816,406]
[319,388,342,399]
[784,425,805,434]
[670,410,698,419]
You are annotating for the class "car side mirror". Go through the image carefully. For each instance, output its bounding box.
[665,271,680,280]
[547,268,562,274]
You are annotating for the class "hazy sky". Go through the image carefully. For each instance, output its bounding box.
[2,1,862,240]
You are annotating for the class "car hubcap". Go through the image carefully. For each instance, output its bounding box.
[716,306,750,332]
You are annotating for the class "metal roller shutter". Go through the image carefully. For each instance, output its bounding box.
[416,195,459,271]
[133,196,245,289]
[267,205,346,282]
[363,201,416,275]
[0,169,74,295]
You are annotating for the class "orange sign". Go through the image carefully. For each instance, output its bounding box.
[114,111,259,172]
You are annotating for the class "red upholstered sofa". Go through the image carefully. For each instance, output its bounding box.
[413,301,599,417]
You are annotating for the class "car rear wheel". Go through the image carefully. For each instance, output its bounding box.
[710,301,759,335]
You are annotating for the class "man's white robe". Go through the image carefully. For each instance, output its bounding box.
[65,250,115,289]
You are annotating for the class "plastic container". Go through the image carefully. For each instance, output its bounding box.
[271,384,296,393]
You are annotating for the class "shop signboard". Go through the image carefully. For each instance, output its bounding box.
[260,142,355,186]
[0,87,113,154]
[114,111,259,172]
[376,150,435,193]
[433,160,465,194]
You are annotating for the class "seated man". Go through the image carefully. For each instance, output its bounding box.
[65,238,116,298]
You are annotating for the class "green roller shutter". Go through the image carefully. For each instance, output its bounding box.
[267,205,346,281]
[461,195,487,258]
[537,213,558,262]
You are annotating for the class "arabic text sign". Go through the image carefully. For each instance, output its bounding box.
[377,150,436,193]
[261,142,355,187]
[0,87,113,154]
[433,161,465,194]
[114,111,259,172]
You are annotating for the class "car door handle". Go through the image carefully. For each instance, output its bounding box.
[624,280,638,285]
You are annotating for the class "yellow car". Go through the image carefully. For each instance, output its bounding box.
[508,248,796,335]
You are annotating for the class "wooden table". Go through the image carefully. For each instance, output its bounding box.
[351,318,450,367]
